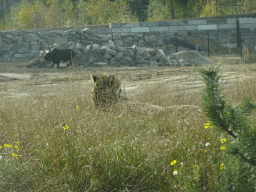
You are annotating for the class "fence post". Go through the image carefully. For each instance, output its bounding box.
[143,32,145,46]
[164,32,165,46]
[175,33,177,52]
[237,19,243,58]
[208,30,210,57]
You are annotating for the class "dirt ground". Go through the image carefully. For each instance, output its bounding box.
[0,54,256,104]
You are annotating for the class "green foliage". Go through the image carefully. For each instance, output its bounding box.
[199,64,256,188]
[0,0,138,30]
[1,0,255,30]
[200,0,256,17]
[146,0,210,21]
[200,0,217,17]
[146,0,171,21]
[77,0,139,25]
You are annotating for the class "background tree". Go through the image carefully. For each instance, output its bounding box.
[146,0,209,21]
[126,0,150,22]
[76,0,138,25]
[200,0,256,17]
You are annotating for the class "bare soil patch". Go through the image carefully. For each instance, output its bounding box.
[0,55,255,104]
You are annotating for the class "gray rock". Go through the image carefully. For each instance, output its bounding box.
[53,42,70,50]
[41,42,48,50]
[31,42,41,50]
[92,38,102,45]
[119,55,132,65]
[14,53,34,59]
[117,46,126,52]
[145,35,157,42]
[116,52,124,61]
[88,57,99,64]
[106,49,116,56]
[76,43,87,51]
[64,29,76,36]
[125,37,133,43]
[100,46,111,54]
[109,57,116,65]
[44,31,58,37]
[24,33,39,42]
[170,59,179,66]
[84,45,93,53]
[6,34,14,39]
[113,33,121,40]
[133,34,140,41]
[128,48,135,56]
[82,28,94,35]
[2,55,12,60]
[136,55,145,63]
[93,44,101,53]
[115,40,124,47]
[142,50,151,60]
[147,48,158,56]
[0,49,10,55]
[55,35,62,44]
[168,53,176,60]
[31,50,40,55]
[104,53,113,60]
[46,38,55,45]
[157,49,165,56]
[108,40,115,47]
[17,47,30,54]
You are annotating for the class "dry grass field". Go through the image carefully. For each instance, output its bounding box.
[0,53,256,191]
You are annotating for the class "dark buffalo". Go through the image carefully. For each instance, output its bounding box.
[44,48,76,68]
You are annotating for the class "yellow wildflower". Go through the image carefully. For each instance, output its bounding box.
[63,125,69,130]
[4,144,12,148]
[171,160,177,165]
[45,105,47,108]
[205,121,213,129]
[205,150,208,153]
[220,138,228,143]
[12,153,18,158]
[0,146,2,149]
[76,105,80,109]
[220,163,224,170]
[220,146,225,150]
[16,142,20,145]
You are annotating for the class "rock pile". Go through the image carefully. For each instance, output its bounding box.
[27,28,211,68]
[74,44,171,67]
[168,50,210,66]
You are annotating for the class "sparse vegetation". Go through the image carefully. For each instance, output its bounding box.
[243,43,256,64]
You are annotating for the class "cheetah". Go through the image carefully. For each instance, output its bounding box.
[90,74,201,115]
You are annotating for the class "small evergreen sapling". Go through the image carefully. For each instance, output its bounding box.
[199,64,256,166]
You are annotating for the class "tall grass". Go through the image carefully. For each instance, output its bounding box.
[1,62,256,191]
[243,43,256,64]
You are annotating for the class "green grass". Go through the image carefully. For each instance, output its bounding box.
[1,62,256,191]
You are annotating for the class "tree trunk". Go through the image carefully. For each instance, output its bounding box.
[170,0,175,19]
[181,0,188,18]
